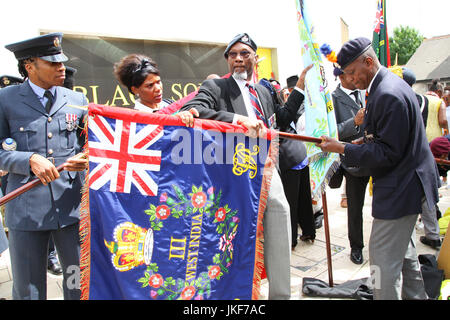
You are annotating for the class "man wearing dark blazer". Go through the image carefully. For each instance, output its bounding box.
[182,33,311,299]
[332,72,369,265]
[317,37,438,300]
[261,75,314,248]
[0,33,88,299]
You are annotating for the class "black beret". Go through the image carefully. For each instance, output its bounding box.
[224,33,257,58]
[286,75,298,89]
[333,67,344,77]
[63,66,78,89]
[65,66,77,76]
[401,67,416,86]
[0,75,23,88]
[5,32,68,62]
[336,37,372,70]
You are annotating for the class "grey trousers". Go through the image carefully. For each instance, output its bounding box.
[8,223,80,300]
[420,197,440,240]
[369,213,427,300]
[263,169,292,300]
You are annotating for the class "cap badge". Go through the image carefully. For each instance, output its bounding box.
[53,37,60,48]
[241,35,249,42]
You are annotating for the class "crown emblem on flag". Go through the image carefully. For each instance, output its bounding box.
[104,222,154,272]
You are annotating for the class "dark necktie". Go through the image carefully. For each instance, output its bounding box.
[44,90,54,114]
[351,90,362,108]
[246,83,268,128]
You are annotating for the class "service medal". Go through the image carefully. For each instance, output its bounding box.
[66,113,78,131]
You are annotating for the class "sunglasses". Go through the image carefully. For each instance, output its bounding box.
[227,50,252,59]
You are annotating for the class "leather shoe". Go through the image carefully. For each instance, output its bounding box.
[48,262,63,275]
[420,236,441,249]
[300,234,315,243]
[350,248,363,265]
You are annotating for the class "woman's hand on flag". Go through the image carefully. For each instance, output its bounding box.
[176,108,199,128]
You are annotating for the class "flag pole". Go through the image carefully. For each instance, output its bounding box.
[321,191,334,287]
[0,164,65,207]
[278,130,335,286]
[278,131,323,144]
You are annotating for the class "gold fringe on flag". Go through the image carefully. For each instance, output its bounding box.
[251,130,279,300]
[79,113,91,300]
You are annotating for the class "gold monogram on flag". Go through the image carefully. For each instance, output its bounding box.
[232,143,259,179]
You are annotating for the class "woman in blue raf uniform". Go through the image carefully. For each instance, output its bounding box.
[0,33,88,300]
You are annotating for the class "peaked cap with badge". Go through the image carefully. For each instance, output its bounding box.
[5,32,68,62]
[0,75,23,88]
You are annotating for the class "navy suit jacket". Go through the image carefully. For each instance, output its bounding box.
[343,67,439,220]
[0,81,87,231]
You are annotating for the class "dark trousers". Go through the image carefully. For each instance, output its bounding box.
[8,223,80,300]
[343,171,370,250]
[280,167,315,246]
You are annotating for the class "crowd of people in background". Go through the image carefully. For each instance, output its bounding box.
[0,31,448,301]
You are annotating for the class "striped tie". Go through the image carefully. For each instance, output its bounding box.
[246,83,268,128]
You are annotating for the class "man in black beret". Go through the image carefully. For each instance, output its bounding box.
[182,33,312,299]
[316,37,439,300]
[0,33,88,300]
[63,66,77,90]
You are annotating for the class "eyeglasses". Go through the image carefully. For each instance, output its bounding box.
[227,50,252,59]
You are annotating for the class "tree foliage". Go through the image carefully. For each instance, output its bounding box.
[389,25,424,65]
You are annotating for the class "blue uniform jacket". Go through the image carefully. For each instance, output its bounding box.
[343,67,439,220]
[0,81,87,231]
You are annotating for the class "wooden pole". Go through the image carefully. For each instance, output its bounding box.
[0,164,65,207]
[435,158,450,166]
[321,191,334,287]
[277,131,323,144]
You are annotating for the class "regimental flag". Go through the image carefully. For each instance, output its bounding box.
[372,0,391,67]
[80,104,278,300]
[294,0,340,195]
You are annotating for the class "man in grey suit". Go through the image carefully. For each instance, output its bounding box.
[0,33,88,299]
[332,70,369,265]
[318,37,438,300]
[182,33,311,299]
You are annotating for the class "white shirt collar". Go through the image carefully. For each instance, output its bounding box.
[232,74,254,88]
[134,100,160,112]
[367,67,382,94]
[339,85,354,96]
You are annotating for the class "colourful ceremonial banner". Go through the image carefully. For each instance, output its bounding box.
[80,104,278,300]
[372,0,391,67]
[294,0,340,195]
